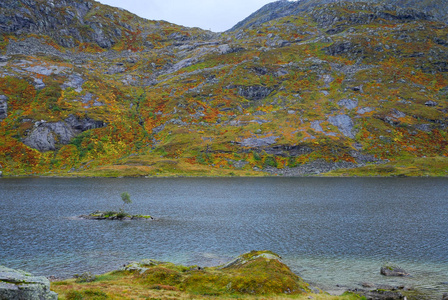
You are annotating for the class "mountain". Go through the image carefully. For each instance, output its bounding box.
[229,0,448,31]
[0,0,447,177]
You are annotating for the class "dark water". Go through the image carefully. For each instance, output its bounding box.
[0,178,447,297]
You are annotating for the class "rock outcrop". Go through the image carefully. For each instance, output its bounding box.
[238,86,274,101]
[23,115,106,152]
[0,95,7,120]
[229,0,445,31]
[118,250,311,296]
[328,114,355,139]
[0,265,57,300]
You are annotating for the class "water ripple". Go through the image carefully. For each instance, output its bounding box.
[0,177,447,297]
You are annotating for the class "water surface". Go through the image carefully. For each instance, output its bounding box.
[0,177,447,297]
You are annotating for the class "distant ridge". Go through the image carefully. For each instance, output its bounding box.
[229,0,448,31]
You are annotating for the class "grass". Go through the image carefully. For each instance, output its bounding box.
[51,251,364,300]
[65,156,265,178]
[325,156,448,177]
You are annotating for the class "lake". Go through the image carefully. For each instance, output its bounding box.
[0,177,447,297]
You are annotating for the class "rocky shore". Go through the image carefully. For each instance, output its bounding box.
[3,252,446,300]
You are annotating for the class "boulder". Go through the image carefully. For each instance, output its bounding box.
[62,74,85,92]
[0,265,57,300]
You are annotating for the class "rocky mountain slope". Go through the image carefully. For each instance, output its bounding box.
[0,0,447,177]
[230,0,447,31]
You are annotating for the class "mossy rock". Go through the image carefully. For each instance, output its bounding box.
[124,250,310,296]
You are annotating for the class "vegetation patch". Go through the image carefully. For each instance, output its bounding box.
[51,251,364,300]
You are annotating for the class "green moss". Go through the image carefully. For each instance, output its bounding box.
[141,267,182,286]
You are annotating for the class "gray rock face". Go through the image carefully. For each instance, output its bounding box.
[229,0,443,32]
[239,136,279,147]
[62,74,85,92]
[23,125,58,152]
[23,115,106,151]
[357,107,374,115]
[0,95,7,120]
[65,114,106,132]
[0,0,127,49]
[425,100,438,107]
[312,2,434,29]
[338,99,358,110]
[238,86,274,101]
[328,114,355,138]
[217,44,244,55]
[311,120,324,132]
[0,265,57,300]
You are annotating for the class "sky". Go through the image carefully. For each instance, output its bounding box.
[97,0,276,32]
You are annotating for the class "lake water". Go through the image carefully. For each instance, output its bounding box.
[0,177,447,298]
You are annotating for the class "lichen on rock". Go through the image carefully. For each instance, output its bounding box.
[0,265,58,300]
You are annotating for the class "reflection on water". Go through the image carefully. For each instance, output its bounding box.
[0,177,447,297]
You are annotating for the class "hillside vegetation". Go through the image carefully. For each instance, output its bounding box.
[0,0,447,177]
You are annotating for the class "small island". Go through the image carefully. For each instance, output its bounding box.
[79,211,153,220]
[79,192,153,221]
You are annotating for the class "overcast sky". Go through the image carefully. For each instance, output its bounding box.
[97,0,276,32]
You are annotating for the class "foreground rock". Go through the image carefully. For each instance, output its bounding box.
[121,250,312,295]
[79,211,153,220]
[0,265,57,300]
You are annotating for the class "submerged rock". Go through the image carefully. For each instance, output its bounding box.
[0,265,58,300]
[380,264,410,277]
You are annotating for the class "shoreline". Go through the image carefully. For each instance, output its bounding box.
[44,253,445,300]
[1,173,448,178]
[3,252,447,299]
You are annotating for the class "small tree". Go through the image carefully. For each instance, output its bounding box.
[120,192,132,212]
